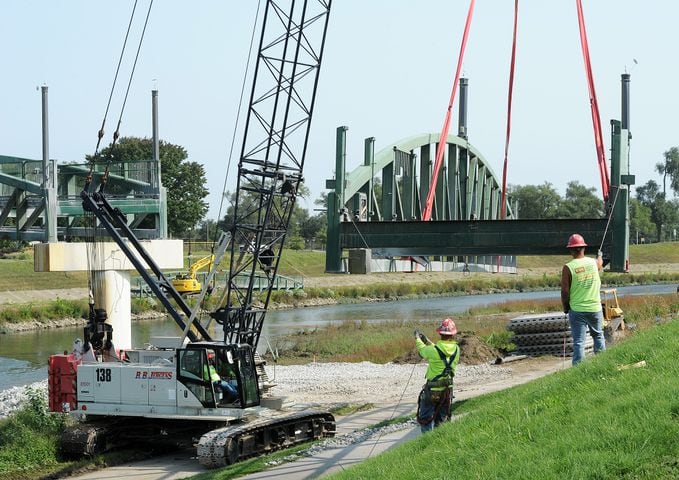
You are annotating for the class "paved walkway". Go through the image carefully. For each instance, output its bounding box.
[240,403,418,480]
[70,403,419,480]
[0,288,88,305]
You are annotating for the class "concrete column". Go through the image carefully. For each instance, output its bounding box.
[93,270,132,350]
[152,90,168,238]
[34,240,183,350]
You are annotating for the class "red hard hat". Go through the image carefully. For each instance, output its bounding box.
[437,318,457,336]
[566,234,587,248]
[207,351,215,360]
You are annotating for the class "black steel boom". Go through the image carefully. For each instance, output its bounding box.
[81,190,213,342]
[214,0,332,350]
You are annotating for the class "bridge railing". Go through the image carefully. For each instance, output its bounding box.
[132,272,304,297]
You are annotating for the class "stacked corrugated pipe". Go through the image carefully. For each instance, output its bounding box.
[508,312,593,356]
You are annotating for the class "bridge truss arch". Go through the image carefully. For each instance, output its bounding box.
[339,132,514,223]
[325,129,516,272]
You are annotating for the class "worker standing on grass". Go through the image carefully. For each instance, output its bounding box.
[415,318,460,433]
[561,233,606,365]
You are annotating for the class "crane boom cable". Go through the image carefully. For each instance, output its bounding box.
[500,0,519,221]
[576,0,610,201]
[88,0,140,181]
[214,0,263,252]
[422,0,475,221]
[101,0,155,191]
[85,0,143,310]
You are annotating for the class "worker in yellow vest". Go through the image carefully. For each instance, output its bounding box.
[415,318,460,433]
[204,351,239,403]
[561,233,605,365]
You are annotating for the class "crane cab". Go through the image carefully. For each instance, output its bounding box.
[178,343,260,409]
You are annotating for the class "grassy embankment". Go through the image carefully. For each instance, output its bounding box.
[323,319,679,480]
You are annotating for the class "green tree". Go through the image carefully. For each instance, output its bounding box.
[635,180,679,241]
[558,181,604,218]
[656,147,679,196]
[90,137,208,238]
[220,184,318,249]
[196,218,219,244]
[314,191,328,210]
[299,212,326,247]
[629,198,654,243]
[508,182,562,219]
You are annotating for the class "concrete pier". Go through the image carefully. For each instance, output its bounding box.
[34,240,183,349]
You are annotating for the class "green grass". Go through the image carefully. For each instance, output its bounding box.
[517,241,679,269]
[278,250,327,277]
[0,298,89,326]
[326,319,679,480]
[4,242,678,293]
[0,388,69,480]
[0,297,163,329]
[0,255,88,291]
[628,242,679,264]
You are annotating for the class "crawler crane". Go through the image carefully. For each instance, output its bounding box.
[48,0,335,467]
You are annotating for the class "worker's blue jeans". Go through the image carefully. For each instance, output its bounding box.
[214,381,238,402]
[568,310,606,365]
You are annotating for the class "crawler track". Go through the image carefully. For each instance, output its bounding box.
[60,417,222,457]
[197,410,336,468]
[60,410,335,468]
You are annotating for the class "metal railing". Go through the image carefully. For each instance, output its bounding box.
[132,272,304,297]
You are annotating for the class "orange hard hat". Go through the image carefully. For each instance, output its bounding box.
[566,234,587,248]
[437,318,457,336]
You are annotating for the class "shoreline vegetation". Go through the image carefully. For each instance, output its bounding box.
[0,269,677,336]
[0,243,678,334]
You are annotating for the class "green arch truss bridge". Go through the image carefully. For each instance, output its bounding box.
[325,122,632,274]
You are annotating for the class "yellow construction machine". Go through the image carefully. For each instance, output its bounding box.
[601,288,625,334]
[172,255,215,294]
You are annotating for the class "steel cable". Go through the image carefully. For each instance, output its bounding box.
[101,0,155,192]
[87,0,140,183]
[213,0,263,251]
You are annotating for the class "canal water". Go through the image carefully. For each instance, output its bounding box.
[0,283,674,391]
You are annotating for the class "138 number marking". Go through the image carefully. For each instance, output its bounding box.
[96,368,112,382]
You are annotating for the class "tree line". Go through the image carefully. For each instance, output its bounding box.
[99,137,679,247]
[509,147,679,243]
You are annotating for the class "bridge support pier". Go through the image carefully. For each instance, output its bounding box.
[34,240,183,350]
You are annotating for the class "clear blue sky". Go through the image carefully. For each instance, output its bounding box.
[2,1,676,220]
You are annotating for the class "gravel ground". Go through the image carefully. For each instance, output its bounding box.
[0,361,512,419]
[264,361,512,407]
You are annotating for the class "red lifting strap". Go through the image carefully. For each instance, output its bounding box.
[422,0,476,221]
[576,0,610,201]
[500,0,519,220]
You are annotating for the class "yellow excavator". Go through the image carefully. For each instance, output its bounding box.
[172,255,215,295]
